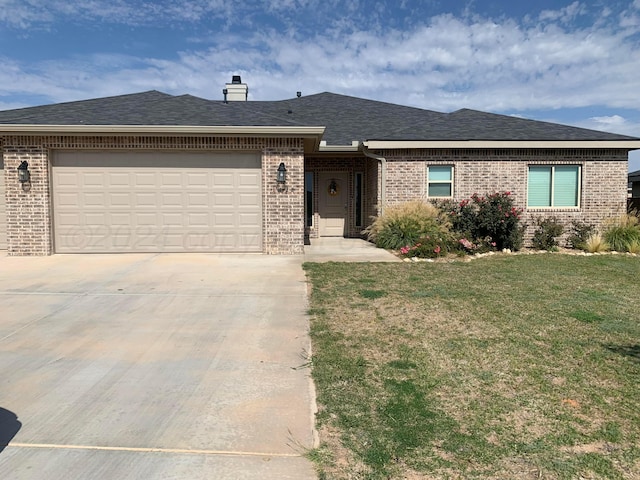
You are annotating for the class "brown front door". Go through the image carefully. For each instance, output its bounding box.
[318,172,348,237]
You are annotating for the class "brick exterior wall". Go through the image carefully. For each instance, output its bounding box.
[1,135,305,255]
[0,138,629,255]
[380,148,629,245]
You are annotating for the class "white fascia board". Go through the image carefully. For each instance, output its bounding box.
[363,140,640,150]
[0,124,326,137]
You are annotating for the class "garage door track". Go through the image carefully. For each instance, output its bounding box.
[0,254,317,479]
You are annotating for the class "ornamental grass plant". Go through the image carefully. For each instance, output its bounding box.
[603,213,640,252]
[584,232,610,253]
[363,200,450,250]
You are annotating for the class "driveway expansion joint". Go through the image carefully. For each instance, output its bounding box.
[6,442,303,459]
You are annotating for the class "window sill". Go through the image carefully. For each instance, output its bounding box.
[526,207,581,212]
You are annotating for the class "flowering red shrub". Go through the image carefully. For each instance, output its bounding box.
[443,192,525,251]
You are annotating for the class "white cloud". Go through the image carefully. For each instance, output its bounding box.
[539,1,586,23]
[589,115,627,127]
[0,0,233,27]
[0,2,638,126]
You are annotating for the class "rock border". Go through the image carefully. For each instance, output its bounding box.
[400,248,640,263]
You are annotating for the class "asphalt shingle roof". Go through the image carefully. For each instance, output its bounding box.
[0,90,636,145]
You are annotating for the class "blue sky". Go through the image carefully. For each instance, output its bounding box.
[1,0,639,170]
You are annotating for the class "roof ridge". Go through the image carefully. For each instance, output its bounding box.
[0,90,174,114]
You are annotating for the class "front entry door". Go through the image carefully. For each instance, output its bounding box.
[318,172,348,237]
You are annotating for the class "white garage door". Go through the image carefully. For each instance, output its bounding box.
[0,157,6,250]
[52,151,262,253]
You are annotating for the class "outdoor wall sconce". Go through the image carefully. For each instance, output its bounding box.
[17,161,31,189]
[276,162,287,192]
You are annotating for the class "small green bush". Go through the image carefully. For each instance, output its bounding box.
[364,200,449,249]
[603,214,640,252]
[566,220,595,250]
[531,217,564,251]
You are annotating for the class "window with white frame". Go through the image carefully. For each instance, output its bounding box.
[427,165,453,198]
[527,165,580,208]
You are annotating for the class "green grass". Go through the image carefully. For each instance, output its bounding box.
[303,255,640,479]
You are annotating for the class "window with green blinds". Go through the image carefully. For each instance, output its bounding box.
[527,165,580,208]
[427,166,453,198]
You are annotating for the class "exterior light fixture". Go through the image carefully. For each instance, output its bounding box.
[17,161,30,184]
[276,162,287,192]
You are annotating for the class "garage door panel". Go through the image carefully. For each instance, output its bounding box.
[239,172,260,186]
[135,172,158,187]
[185,172,209,187]
[109,172,132,187]
[212,193,234,206]
[85,213,107,225]
[162,213,184,226]
[135,213,159,226]
[57,192,81,207]
[239,192,260,206]
[56,172,81,187]
[238,213,260,227]
[107,192,132,207]
[212,172,234,187]
[238,233,261,249]
[187,212,210,227]
[56,212,82,227]
[213,213,235,227]
[160,192,184,207]
[211,233,236,249]
[187,192,209,207]
[84,172,107,187]
[84,192,107,206]
[110,213,133,226]
[133,192,158,207]
[53,152,262,253]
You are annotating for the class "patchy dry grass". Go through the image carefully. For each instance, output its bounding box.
[303,255,640,479]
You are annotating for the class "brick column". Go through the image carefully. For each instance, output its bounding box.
[262,139,305,254]
[3,143,52,255]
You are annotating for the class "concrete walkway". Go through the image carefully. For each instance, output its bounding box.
[0,254,317,480]
[303,238,401,263]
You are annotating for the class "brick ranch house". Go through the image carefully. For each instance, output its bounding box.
[1,76,639,255]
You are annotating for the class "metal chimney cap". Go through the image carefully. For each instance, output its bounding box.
[232,75,242,84]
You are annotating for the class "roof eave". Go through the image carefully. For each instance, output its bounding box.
[0,123,325,137]
[363,140,640,149]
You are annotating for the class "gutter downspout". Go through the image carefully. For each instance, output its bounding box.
[360,143,387,216]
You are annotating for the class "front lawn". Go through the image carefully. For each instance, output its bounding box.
[304,254,640,479]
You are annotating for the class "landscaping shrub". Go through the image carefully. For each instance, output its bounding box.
[364,200,449,249]
[439,192,525,251]
[603,214,640,252]
[399,226,456,259]
[531,217,564,251]
[566,220,595,250]
[584,232,610,253]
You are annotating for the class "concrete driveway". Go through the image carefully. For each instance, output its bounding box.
[0,254,317,479]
